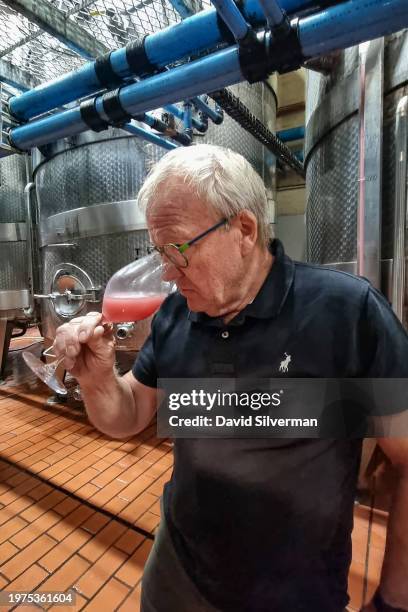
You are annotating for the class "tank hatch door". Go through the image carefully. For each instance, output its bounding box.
[35,263,102,319]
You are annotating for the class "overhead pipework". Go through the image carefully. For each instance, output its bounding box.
[5,0,335,123]
[257,0,290,32]
[5,0,408,156]
[277,127,305,142]
[164,103,208,133]
[192,96,224,125]
[121,122,179,150]
[132,112,190,146]
[210,0,251,42]
[182,101,194,141]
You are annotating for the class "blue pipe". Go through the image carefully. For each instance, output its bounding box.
[122,122,178,150]
[164,103,207,132]
[136,112,191,145]
[140,112,161,129]
[7,0,323,122]
[258,0,286,27]
[276,126,305,142]
[141,112,175,132]
[9,0,408,151]
[182,101,193,144]
[183,102,193,133]
[9,47,243,150]
[300,0,408,57]
[211,0,250,41]
[192,96,224,124]
[164,104,183,119]
[169,0,196,18]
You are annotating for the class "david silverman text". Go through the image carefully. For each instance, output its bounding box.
[168,415,319,427]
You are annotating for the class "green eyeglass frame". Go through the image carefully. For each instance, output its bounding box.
[152,218,228,268]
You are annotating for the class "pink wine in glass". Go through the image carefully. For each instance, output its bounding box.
[102,293,167,323]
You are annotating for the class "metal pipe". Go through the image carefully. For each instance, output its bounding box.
[164,104,208,132]
[392,96,408,321]
[276,126,305,142]
[121,122,178,150]
[10,46,243,150]
[23,181,36,317]
[192,96,224,124]
[257,0,286,28]
[300,0,408,58]
[9,0,408,151]
[137,112,192,145]
[183,101,193,140]
[7,0,326,122]
[168,0,196,19]
[210,0,250,41]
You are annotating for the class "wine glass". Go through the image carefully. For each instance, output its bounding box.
[23,345,69,396]
[23,252,174,395]
[102,251,174,322]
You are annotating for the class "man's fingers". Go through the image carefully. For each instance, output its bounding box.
[65,343,79,358]
[77,312,103,343]
[52,312,104,359]
[48,311,114,376]
[64,356,75,371]
[53,323,71,357]
[87,325,115,351]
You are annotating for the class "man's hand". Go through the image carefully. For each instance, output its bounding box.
[53,311,116,384]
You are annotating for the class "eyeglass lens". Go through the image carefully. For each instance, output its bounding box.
[162,244,188,268]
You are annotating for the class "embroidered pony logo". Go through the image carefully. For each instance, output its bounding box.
[279,352,291,373]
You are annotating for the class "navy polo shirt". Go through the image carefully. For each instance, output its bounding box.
[133,239,408,612]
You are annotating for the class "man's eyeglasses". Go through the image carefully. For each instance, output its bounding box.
[150,218,228,268]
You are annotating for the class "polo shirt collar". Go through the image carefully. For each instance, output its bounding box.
[188,239,295,326]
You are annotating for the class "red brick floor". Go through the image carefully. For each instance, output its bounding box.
[0,459,151,610]
[0,383,172,537]
[0,335,388,610]
[0,333,167,610]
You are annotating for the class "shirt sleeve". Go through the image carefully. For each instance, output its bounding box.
[361,286,408,419]
[132,328,158,388]
[364,286,408,377]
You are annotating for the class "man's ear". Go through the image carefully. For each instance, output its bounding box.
[235,210,258,255]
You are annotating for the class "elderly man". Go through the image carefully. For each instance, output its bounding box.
[55,145,408,612]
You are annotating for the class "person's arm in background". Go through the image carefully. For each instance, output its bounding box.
[53,312,157,438]
[361,429,408,612]
[358,286,408,611]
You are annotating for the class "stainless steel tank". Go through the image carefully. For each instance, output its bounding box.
[203,81,277,204]
[0,151,34,377]
[305,31,408,311]
[33,129,155,352]
[33,81,276,354]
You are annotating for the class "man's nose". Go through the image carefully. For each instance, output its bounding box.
[162,261,184,281]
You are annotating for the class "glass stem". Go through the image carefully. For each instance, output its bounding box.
[51,355,66,370]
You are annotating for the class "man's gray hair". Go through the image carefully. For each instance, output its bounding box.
[137,144,271,246]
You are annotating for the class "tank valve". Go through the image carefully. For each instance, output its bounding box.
[72,385,82,402]
[116,323,136,340]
